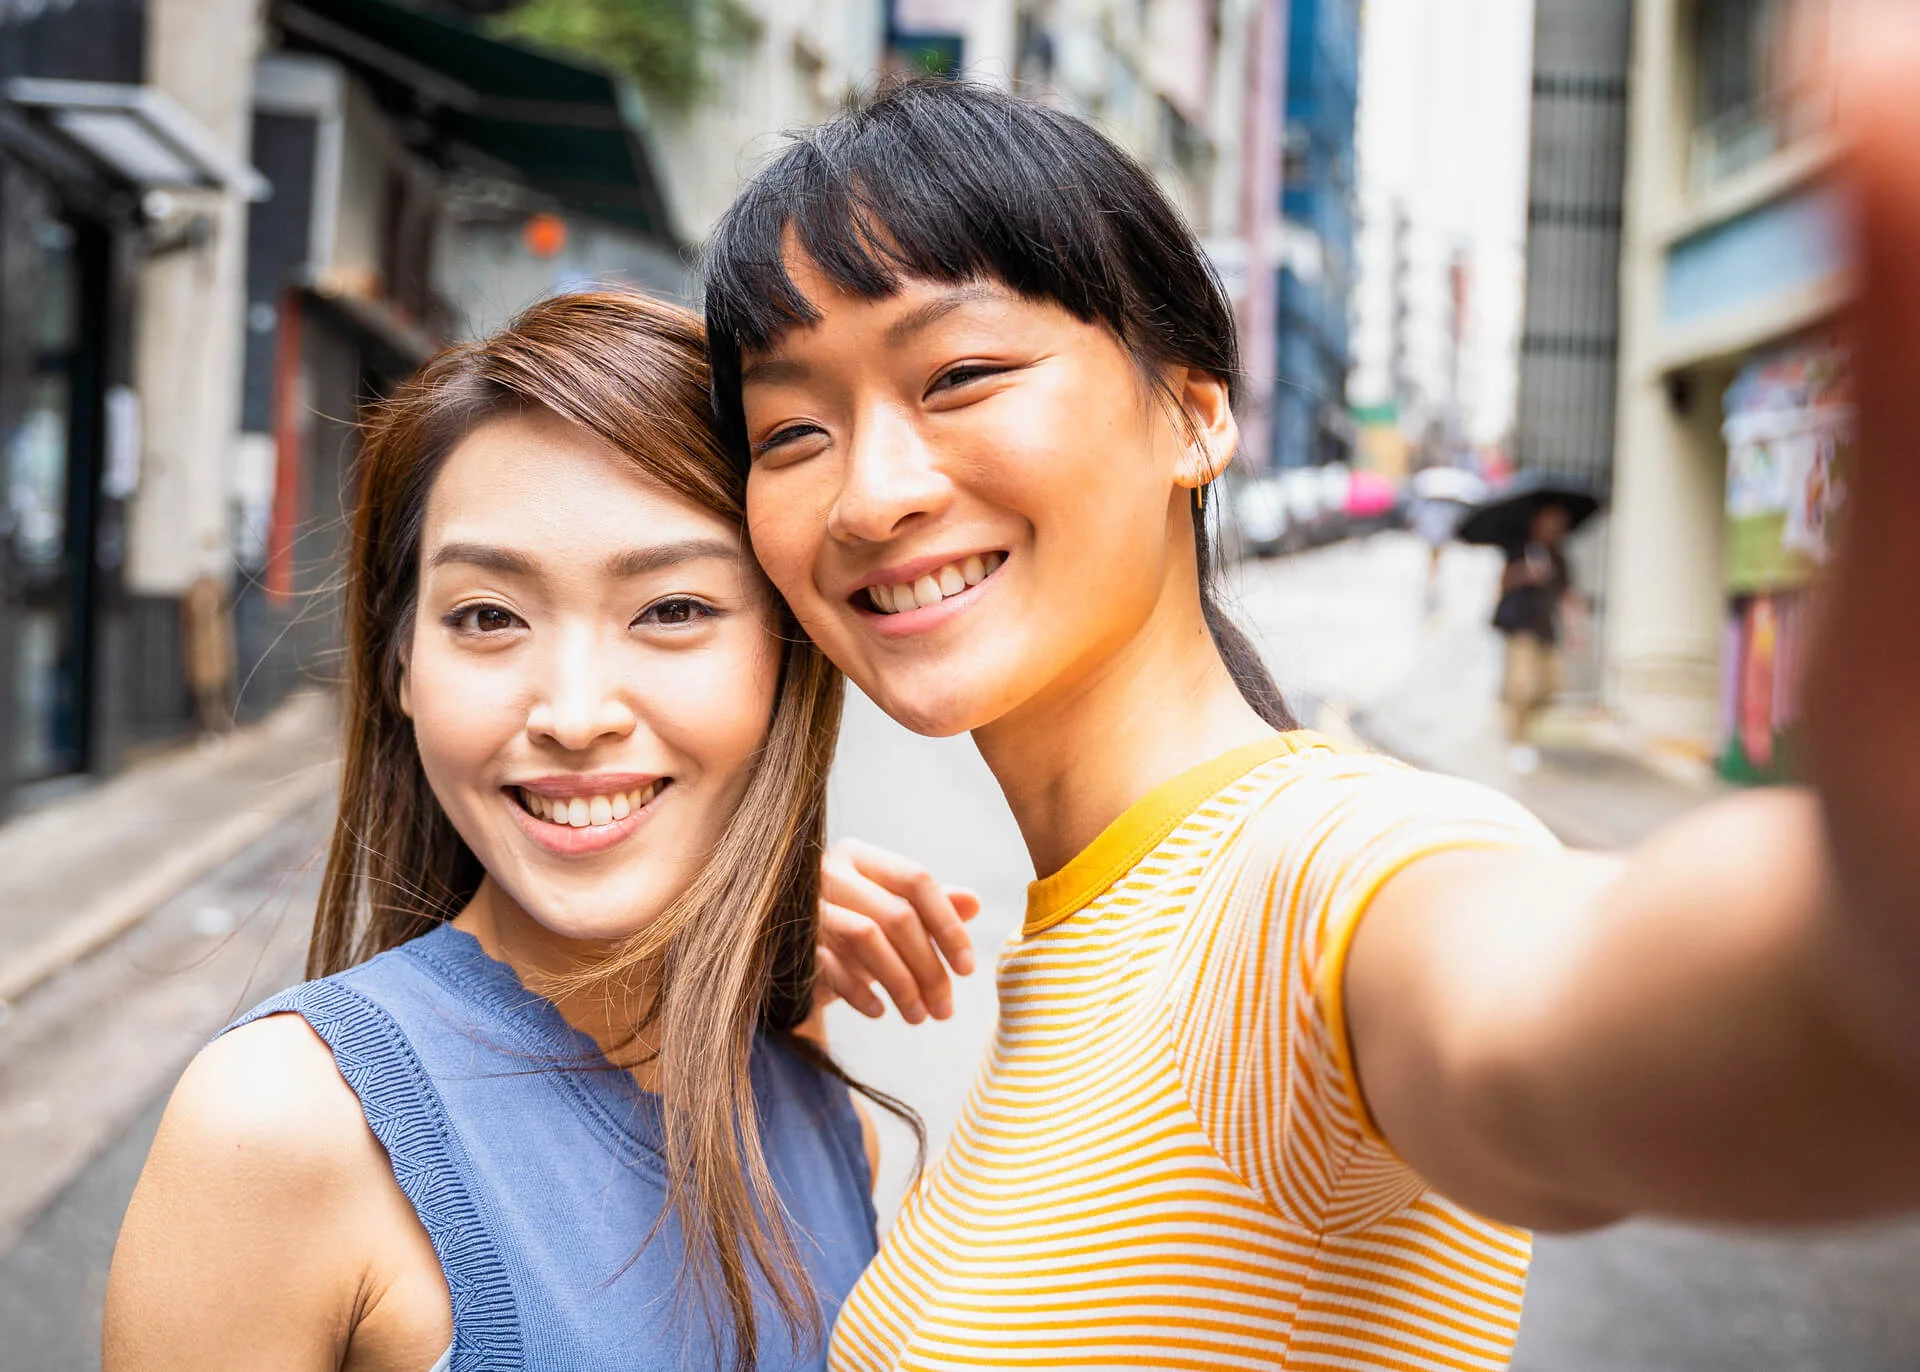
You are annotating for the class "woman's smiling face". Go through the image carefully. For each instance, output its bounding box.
[402,408,779,945]
[740,258,1225,740]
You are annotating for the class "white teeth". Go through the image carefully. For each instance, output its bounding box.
[869,554,1005,616]
[522,782,664,828]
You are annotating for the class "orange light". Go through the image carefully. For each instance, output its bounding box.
[523,212,568,259]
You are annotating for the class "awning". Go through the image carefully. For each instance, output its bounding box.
[5,79,272,200]
[275,0,676,244]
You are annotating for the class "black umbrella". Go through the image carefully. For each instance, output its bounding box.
[1456,471,1602,552]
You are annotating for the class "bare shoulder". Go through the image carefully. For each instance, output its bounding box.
[104,1012,432,1371]
[163,1012,381,1174]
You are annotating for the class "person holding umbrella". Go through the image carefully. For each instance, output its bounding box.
[1460,474,1601,773]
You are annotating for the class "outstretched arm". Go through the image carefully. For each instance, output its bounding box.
[1345,12,1920,1233]
[1348,795,1920,1230]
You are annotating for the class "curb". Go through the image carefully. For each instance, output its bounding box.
[0,762,337,1008]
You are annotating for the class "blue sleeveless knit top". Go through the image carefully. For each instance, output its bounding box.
[226,924,877,1370]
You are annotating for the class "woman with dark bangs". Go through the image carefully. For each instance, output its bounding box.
[103,293,974,1372]
[704,52,1920,1372]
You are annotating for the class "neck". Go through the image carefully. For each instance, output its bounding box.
[973,564,1276,880]
[453,878,661,1087]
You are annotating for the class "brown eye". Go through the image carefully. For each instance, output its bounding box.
[754,423,825,456]
[446,604,522,634]
[636,597,714,629]
[928,364,1004,395]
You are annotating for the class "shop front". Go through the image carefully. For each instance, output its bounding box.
[1,0,271,815]
[0,164,114,797]
[1716,337,1849,784]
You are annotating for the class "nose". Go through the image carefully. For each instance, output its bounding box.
[524,626,637,752]
[827,404,952,544]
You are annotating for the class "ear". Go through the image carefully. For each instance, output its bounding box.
[396,640,414,720]
[1168,367,1239,494]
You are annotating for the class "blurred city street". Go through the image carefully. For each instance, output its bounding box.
[0,0,1890,1362]
[6,533,1920,1369]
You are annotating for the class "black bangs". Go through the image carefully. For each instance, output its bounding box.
[701,76,1241,469]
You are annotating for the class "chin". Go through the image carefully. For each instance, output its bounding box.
[508,874,673,948]
[863,675,1004,740]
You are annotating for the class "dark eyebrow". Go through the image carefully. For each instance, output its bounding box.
[739,282,1006,386]
[603,537,740,578]
[740,356,809,386]
[428,542,537,575]
[884,282,1003,346]
[427,537,739,580]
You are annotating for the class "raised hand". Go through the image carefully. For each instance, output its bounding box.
[815,838,982,1024]
[1802,0,1920,1066]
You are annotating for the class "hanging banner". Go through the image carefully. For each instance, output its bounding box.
[1717,337,1847,784]
[1721,341,1851,594]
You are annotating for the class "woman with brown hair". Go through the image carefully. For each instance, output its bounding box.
[101,292,969,1371]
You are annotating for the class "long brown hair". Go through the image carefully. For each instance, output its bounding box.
[316,291,853,1366]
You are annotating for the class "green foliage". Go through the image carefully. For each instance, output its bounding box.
[491,0,752,108]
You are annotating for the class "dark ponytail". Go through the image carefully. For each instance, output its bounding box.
[703,76,1295,730]
[1197,507,1297,729]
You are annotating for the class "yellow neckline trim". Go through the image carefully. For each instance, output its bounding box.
[1022,731,1331,937]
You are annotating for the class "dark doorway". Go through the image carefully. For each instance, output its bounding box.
[1,170,106,784]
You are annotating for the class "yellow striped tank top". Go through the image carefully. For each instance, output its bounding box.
[830,732,1561,1370]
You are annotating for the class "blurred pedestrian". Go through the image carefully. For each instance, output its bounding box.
[1411,492,1461,614]
[1409,466,1489,616]
[180,572,234,735]
[105,295,970,1370]
[1493,501,1575,774]
[708,60,1920,1372]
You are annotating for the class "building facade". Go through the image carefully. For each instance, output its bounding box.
[1511,0,1633,699]
[1515,0,1633,487]
[1607,0,1842,776]
[1,0,265,812]
[0,0,684,816]
[1273,0,1359,469]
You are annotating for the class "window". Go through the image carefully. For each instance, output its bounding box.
[1691,0,1828,189]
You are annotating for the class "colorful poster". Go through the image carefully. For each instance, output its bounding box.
[1718,590,1812,786]
[1722,341,1851,594]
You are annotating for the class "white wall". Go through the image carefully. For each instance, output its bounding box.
[125,0,262,595]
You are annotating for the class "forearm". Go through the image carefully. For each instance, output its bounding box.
[1499,793,1920,1224]
[1354,792,1920,1229]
